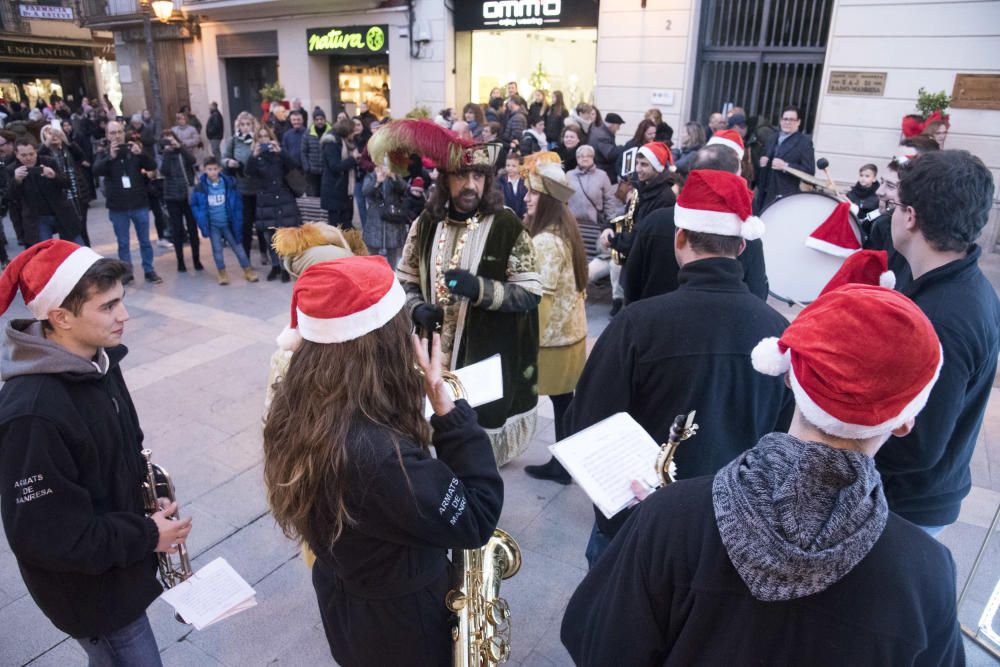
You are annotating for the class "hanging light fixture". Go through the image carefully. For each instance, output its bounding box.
[150,0,174,22]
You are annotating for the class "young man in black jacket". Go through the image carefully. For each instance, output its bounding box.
[92,120,162,285]
[562,276,963,666]
[875,149,999,534]
[0,240,191,666]
[562,170,790,564]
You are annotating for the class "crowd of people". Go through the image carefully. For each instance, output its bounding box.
[0,81,995,667]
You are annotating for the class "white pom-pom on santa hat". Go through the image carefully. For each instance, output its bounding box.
[276,326,303,352]
[741,216,765,241]
[751,337,791,376]
[879,270,896,289]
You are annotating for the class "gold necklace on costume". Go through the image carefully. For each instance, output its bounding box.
[434,215,480,305]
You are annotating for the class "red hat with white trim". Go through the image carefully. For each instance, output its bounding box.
[0,239,104,320]
[637,141,673,173]
[707,129,745,160]
[751,284,942,439]
[276,256,406,351]
[819,249,896,296]
[675,169,764,240]
[805,201,860,257]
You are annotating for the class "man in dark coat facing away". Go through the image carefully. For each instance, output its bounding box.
[562,255,963,667]
[563,169,791,565]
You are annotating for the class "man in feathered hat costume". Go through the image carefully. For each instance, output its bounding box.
[369,119,542,466]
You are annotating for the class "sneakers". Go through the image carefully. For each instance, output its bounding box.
[156,239,173,249]
[524,458,572,485]
[217,269,229,285]
[243,267,259,283]
[144,271,163,285]
[266,267,281,282]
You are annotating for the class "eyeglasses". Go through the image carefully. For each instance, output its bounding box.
[780,116,799,122]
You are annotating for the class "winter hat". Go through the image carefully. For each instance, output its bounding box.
[637,141,673,173]
[804,201,860,257]
[0,239,104,320]
[675,169,765,240]
[751,284,942,439]
[707,129,745,160]
[411,176,425,189]
[276,256,405,351]
[313,106,326,120]
[819,250,896,296]
[604,112,625,125]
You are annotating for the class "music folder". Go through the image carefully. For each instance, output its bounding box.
[423,354,503,419]
[548,412,662,519]
[159,557,257,630]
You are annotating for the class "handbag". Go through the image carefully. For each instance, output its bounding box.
[382,202,411,225]
[284,168,308,198]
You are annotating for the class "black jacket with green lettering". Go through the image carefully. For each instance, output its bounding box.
[0,320,161,638]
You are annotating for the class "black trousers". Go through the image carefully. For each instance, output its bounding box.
[166,199,201,268]
[241,193,269,261]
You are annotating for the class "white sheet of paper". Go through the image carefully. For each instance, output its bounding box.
[424,354,503,419]
[548,412,662,519]
[159,557,256,630]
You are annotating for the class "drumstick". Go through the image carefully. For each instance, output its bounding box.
[816,158,836,191]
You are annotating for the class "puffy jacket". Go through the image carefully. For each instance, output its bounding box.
[191,172,243,239]
[246,150,302,230]
[319,132,355,213]
[158,147,195,202]
[301,123,330,175]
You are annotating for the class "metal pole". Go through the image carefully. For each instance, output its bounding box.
[141,5,163,133]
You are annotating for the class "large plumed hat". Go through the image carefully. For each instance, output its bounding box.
[367,118,500,176]
[751,284,941,439]
[0,239,103,320]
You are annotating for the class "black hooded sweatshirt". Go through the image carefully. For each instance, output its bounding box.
[0,321,161,638]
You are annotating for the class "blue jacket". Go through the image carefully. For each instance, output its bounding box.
[190,172,243,240]
[499,174,527,219]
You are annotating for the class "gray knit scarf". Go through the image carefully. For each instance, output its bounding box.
[712,433,888,601]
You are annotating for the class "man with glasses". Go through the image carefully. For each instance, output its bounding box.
[755,105,815,211]
[874,149,999,538]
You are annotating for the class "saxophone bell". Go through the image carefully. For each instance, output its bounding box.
[609,191,638,266]
[655,411,698,486]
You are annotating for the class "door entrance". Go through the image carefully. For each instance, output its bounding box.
[225,57,278,122]
[691,0,834,132]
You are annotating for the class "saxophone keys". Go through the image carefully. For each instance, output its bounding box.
[485,598,510,625]
[445,589,467,612]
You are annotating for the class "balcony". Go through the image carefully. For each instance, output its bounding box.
[178,0,396,21]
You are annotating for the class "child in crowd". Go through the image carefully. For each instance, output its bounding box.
[499,152,528,218]
[846,163,880,227]
[191,156,259,285]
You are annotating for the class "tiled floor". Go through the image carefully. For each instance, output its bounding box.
[0,203,997,665]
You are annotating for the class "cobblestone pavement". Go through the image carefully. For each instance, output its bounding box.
[1,202,998,665]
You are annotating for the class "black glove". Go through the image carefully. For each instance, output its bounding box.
[412,303,444,335]
[444,269,481,301]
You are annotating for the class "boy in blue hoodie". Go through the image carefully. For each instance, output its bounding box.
[191,157,258,285]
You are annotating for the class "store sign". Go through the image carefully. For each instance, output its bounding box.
[18,4,75,20]
[0,40,92,61]
[307,25,388,55]
[454,0,599,31]
[827,71,887,96]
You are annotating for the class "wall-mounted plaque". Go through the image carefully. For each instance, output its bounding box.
[827,71,887,96]
[952,74,1000,111]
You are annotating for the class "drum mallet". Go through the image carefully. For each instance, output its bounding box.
[816,158,836,191]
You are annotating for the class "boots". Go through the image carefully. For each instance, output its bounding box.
[244,267,259,283]
[217,268,229,285]
[266,266,281,281]
[524,457,572,484]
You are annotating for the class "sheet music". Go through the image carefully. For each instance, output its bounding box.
[159,557,257,630]
[548,412,661,519]
[424,354,503,418]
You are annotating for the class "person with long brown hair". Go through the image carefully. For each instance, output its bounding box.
[520,155,589,484]
[263,256,502,666]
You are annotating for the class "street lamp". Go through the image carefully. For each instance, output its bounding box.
[140,0,167,132]
[150,1,174,22]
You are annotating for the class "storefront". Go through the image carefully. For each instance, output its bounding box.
[0,40,104,109]
[454,0,600,108]
[306,24,390,119]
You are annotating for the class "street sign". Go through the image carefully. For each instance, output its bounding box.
[454,0,600,31]
[307,25,389,56]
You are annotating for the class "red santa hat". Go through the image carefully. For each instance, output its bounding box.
[637,141,673,173]
[751,284,942,439]
[0,239,104,320]
[819,249,896,296]
[706,129,745,160]
[276,256,405,351]
[675,169,764,240]
[805,201,861,257]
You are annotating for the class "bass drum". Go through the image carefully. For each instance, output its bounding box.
[761,191,861,304]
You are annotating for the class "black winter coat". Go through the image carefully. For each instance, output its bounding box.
[0,327,161,639]
[246,150,302,230]
[562,476,964,666]
[564,258,792,538]
[864,213,912,288]
[544,107,567,144]
[609,172,675,260]
[624,207,769,303]
[310,401,502,667]
[756,130,815,210]
[319,134,356,214]
[206,109,224,140]
[6,156,82,244]
[877,245,1000,526]
[158,147,195,202]
[93,146,157,211]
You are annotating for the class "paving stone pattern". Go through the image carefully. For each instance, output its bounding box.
[0,204,998,665]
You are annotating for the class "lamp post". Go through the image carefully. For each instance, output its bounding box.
[140,0,174,132]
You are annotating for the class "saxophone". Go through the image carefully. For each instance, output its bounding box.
[609,190,638,265]
[655,412,699,485]
[434,371,523,666]
[141,449,193,621]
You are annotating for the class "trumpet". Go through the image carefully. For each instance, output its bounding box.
[655,411,698,485]
[141,449,193,622]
